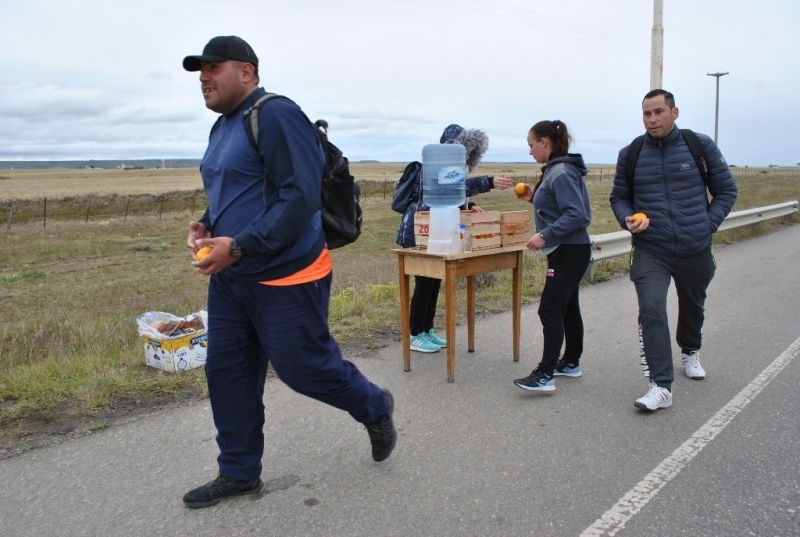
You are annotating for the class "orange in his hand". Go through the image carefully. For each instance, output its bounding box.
[632,212,648,222]
[514,183,527,195]
[195,246,213,261]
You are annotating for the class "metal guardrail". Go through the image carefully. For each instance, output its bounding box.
[588,200,798,275]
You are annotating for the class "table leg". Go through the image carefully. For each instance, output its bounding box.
[445,261,458,383]
[398,256,411,372]
[467,274,476,352]
[512,250,523,362]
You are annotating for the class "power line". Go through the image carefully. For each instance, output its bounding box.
[436,0,800,112]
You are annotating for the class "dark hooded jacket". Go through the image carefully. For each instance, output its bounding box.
[609,126,737,257]
[533,154,591,245]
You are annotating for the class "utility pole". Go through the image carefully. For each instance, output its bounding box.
[707,71,729,144]
[651,0,664,90]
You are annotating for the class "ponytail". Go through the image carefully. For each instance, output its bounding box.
[529,119,573,195]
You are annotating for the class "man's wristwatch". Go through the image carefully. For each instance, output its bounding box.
[229,238,245,260]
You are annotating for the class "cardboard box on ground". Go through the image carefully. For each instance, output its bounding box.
[136,310,208,372]
[414,210,530,250]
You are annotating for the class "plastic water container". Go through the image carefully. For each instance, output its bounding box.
[460,224,472,253]
[427,207,461,254]
[422,143,466,208]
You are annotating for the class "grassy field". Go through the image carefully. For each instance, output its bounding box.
[0,163,798,451]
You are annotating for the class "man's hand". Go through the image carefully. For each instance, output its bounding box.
[187,221,210,250]
[191,236,238,275]
[625,214,649,234]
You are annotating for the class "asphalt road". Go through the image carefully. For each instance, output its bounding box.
[2,225,799,537]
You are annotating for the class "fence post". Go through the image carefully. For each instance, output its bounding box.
[6,201,15,231]
[124,195,131,221]
[159,194,165,220]
[85,196,93,224]
[44,197,47,228]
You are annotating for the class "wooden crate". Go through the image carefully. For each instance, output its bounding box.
[462,211,501,250]
[500,211,531,246]
[414,211,501,250]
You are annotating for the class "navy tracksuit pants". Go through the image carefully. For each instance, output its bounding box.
[205,271,390,481]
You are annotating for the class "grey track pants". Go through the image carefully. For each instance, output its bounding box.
[630,246,716,388]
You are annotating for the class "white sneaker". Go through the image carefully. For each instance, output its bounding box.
[635,382,672,411]
[681,351,706,380]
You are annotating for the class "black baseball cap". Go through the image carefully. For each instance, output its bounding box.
[183,36,258,72]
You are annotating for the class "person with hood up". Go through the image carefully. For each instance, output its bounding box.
[512,120,592,392]
[395,124,512,353]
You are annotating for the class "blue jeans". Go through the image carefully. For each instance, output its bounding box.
[205,272,390,481]
[630,246,716,388]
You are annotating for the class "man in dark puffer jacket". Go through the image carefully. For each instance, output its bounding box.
[610,89,737,412]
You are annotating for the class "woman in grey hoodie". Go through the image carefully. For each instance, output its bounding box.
[513,120,592,392]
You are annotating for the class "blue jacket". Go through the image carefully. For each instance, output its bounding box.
[609,126,738,257]
[198,88,326,281]
[533,154,592,245]
[395,165,496,248]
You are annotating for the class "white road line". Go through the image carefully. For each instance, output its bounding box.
[581,335,800,537]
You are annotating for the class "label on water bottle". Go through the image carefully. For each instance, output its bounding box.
[437,166,466,185]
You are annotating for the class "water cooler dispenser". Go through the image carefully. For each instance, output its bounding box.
[422,144,466,254]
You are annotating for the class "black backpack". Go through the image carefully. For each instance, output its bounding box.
[391,161,422,213]
[624,129,709,191]
[234,92,362,249]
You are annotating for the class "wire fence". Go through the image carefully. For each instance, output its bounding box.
[4,167,798,229]
[3,181,395,229]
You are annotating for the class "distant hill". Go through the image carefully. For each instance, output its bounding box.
[0,159,202,170]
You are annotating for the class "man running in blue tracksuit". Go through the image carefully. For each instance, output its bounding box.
[181,35,396,508]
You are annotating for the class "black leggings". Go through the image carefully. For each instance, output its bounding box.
[409,275,441,336]
[536,244,592,374]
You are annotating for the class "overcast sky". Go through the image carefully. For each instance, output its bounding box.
[1,0,798,166]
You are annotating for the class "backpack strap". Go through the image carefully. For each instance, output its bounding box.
[624,135,645,191]
[680,129,709,184]
[624,129,708,192]
[242,92,283,150]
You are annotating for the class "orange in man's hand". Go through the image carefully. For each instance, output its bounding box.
[632,212,648,222]
[195,246,213,261]
[514,183,527,195]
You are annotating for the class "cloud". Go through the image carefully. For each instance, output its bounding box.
[1,0,798,165]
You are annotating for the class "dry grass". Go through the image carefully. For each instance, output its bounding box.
[0,167,204,200]
[0,163,797,450]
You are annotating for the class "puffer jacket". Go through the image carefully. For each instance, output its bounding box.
[395,165,495,248]
[609,126,738,257]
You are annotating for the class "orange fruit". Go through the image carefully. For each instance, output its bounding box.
[632,212,648,222]
[195,246,213,261]
[514,183,527,195]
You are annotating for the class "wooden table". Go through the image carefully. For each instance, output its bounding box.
[392,245,526,382]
